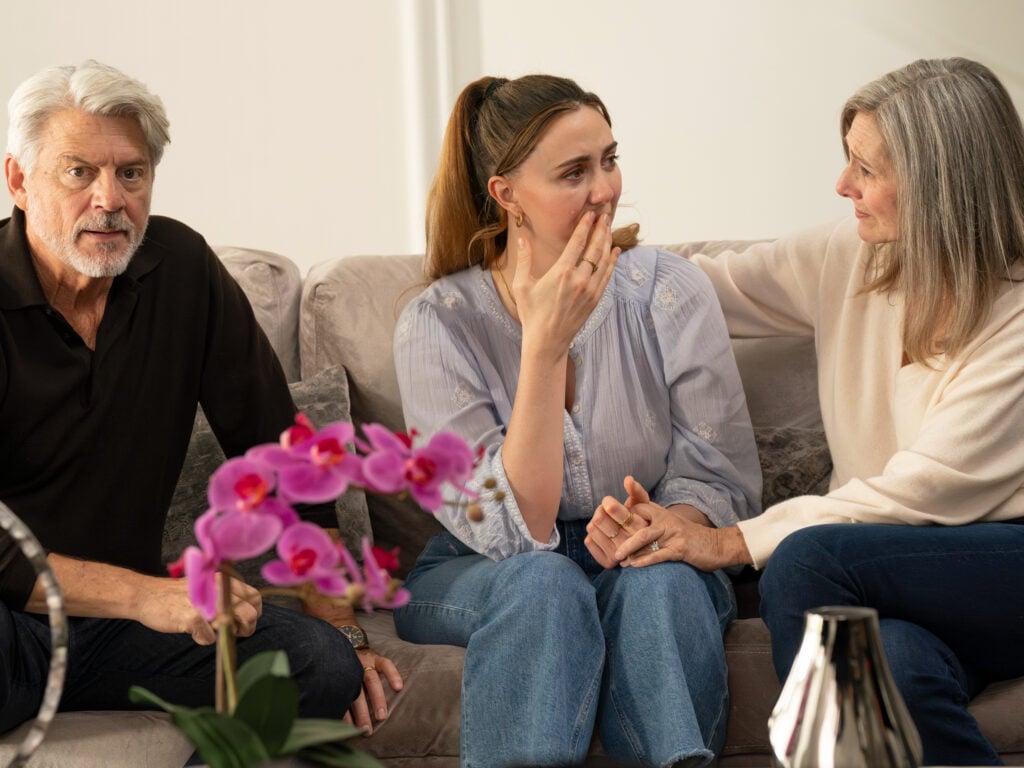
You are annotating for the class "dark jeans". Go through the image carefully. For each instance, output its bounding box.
[0,602,362,733]
[760,522,1024,767]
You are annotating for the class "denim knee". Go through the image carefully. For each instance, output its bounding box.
[880,619,970,702]
[495,550,591,604]
[249,607,362,718]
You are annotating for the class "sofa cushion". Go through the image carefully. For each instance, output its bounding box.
[162,365,372,599]
[217,245,303,382]
[301,255,434,576]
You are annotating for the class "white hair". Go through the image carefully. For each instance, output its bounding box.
[7,59,170,173]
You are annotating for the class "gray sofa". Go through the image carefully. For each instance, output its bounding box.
[2,242,1021,767]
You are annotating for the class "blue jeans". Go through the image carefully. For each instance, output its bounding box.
[759,523,1024,767]
[0,602,363,733]
[393,522,737,768]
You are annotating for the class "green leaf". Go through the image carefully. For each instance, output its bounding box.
[282,717,367,753]
[128,686,180,713]
[232,673,299,755]
[236,649,292,699]
[171,709,271,768]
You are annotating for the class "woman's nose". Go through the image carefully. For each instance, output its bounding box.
[835,165,856,199]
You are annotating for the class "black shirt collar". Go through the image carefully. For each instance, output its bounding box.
[0,207,163,310]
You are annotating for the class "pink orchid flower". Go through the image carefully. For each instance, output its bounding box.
[204,458,299,560]
[172,511,223,621]
[360,424,476,511]
[337,537,410,612]
[249,419,364,504]
[261,522,349,595]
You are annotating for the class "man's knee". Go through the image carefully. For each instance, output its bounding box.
[250,607,362,718]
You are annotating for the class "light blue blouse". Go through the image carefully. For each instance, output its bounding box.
[393,246,762,561]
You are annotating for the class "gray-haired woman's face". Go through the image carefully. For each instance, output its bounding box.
[835,112,899,244]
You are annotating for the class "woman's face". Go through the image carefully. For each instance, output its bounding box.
[500,106,621,270]
[835,111,899,244]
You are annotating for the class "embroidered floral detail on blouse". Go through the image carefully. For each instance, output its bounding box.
[694,421,719,443]
[441,292,461,309]
[452,385,471,408]
[395,317,411,340]
[643,410,656,431]
[576,292,612,341]
[654,285,679,311]
[629,266,649,285]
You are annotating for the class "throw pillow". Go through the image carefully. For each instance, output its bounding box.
[162,365,372,604]
[754,425,833,509]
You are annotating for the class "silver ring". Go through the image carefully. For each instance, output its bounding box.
[649,540,661,552]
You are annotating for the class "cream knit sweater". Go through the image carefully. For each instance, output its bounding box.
[693,217,1024,568]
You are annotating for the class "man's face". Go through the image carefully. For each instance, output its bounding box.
[6,108,153,279]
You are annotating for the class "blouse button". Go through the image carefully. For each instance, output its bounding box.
[572,403,581,414]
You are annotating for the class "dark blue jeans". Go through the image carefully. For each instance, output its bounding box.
[0,602,362,733]
[759,522,1024,767]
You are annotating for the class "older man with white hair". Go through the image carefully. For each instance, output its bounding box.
[0,60,394,735]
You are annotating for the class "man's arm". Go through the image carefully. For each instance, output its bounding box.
[23,553,261,645]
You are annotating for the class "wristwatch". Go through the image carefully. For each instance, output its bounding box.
[338,624,369,650]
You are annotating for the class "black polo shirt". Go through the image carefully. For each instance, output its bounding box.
[0,208,296,607]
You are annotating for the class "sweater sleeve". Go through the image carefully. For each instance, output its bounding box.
[393,296,559,560]
[690,218,855,339]
[738,294,1024,568]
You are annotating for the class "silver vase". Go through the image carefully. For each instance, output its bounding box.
[768,605,922,768]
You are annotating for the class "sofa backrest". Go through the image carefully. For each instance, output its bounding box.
[299,245,824,435]
[216,245,303,382]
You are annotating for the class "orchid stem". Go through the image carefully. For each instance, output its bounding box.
[214,569,239,715]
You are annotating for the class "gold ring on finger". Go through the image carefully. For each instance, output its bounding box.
[363,666,376,674]
[618,509,634,529]
[582,258,598,274]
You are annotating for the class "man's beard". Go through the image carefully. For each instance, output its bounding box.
[34,211,147,278]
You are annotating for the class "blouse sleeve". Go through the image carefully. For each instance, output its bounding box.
[393,296,559,560]
[648,253,763,526]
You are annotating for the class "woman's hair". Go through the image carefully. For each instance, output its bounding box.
[842,57,1024,364]
[7,59,171,173]
[425,74,639,280]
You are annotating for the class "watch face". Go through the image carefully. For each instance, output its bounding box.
[339,625,368,649]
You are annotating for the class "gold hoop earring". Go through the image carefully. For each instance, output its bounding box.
[514,212,524,228]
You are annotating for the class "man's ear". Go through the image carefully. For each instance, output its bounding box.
[5,155,29,211]
[487,175,519,218]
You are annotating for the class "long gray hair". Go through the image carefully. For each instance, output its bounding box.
[7,59,170,173]
[842,57,1024,364]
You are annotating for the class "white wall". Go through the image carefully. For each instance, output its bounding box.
[2,0,1021,273]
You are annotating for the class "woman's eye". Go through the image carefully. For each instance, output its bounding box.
[603,154,620,168]
[564,168,583,181]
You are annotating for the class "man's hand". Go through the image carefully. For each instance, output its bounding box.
[300,556,406,733]
[134,574,262,645]
[345,648,404,734]
[27,554,263,645]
